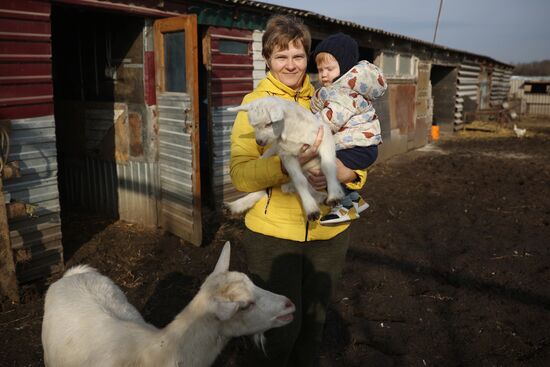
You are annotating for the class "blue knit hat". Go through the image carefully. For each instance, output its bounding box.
[313,33,359,77]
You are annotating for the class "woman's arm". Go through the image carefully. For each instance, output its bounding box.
[307,159,366,191]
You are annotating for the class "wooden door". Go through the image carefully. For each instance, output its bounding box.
[154,16,201,246]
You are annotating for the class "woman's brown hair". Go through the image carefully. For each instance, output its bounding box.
[262,15,311,60]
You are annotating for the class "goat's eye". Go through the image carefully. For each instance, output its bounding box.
[265,122,272,127]
[241,302,255,311]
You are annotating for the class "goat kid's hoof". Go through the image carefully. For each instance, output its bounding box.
[307,211,321,222]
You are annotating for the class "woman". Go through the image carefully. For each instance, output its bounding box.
[230,15,366,367]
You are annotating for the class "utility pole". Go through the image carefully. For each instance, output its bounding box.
[433,0,444,44]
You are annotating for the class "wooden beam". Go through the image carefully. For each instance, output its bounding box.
[0,178,19,304]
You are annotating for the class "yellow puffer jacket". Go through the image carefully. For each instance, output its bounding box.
[230,72,367,242]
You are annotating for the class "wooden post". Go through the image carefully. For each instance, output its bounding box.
[0,178,19,303]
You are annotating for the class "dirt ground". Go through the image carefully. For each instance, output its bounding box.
[1,117,549,367]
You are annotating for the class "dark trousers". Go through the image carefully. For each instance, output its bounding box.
[336,145,378,171]
[337,145,378,197]
[242,228,351,367]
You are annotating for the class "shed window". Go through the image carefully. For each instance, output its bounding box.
[381,52,417,78]
[524,82,550,94]
[382,53,396,75]
[399,55,412,75]
[219,40,249,55]
[164,31,186,92]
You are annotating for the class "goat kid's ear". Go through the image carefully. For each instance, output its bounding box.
[212,298,240,321]
[268,105,284,123]
[212,241,231,274]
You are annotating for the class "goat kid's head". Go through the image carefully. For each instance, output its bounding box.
[202,242,295,337]
[228,97,285,147]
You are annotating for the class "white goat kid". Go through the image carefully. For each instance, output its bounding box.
[41,242,295,367]
[227,96,344,221]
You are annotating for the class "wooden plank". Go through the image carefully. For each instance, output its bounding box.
[0,178,19,303]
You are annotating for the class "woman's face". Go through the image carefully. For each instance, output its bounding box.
[267,41,308,91]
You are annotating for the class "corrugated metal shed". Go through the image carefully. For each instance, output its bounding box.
[0,0,53,120]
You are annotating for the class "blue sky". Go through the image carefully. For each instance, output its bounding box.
[260,0,550,64]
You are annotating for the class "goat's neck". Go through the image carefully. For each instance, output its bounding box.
[145,294,228,367]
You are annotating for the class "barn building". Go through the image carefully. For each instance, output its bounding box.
[0,0,513,296]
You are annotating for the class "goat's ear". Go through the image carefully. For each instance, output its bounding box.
[268,104,284,122]
[213,241,231,274]
[227,104,249,112]
[212,298,239,321]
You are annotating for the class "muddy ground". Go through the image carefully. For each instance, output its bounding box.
[1,117,549,367]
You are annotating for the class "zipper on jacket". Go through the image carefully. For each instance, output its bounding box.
[304,221,309,242]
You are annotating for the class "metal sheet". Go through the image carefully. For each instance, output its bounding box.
[117,160,158,226]
[211,107,244,204]
[490,67,512,106]
[157,93,196,239]
[2,115,63,284]
[209,28,253,107]
[0,1,54,120]
[207,27,254,208]
[455,63,480,128]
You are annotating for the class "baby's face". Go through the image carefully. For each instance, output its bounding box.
[316,59,340,87]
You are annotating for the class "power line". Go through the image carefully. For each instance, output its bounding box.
[433,0,444,44]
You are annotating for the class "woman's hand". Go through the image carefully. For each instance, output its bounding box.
[281,127,324,174]
[298,126,324,165]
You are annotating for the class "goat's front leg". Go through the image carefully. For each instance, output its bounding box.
[280,154,320,221]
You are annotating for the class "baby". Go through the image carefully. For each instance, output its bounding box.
[311,33,387,224]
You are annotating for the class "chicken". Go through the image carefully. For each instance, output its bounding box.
[513,124,526,138]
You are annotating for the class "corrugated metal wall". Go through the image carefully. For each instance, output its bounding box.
[62,156,158,225]
[117,160,158,225]
[208,27,254,207]
[62,157,118,218]
[490,67,512,107]
[523,92,550,116]
[211,107,240,204]
[252,30,265,88]
[455,63,480,129]
[3,115,63,283]
[209,28,253,107]
[0,0,53,120]
[157,93,197,239]
[0,1,63,284]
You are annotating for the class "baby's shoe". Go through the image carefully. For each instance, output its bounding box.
[351,195,369,214]
[319,204,359,225]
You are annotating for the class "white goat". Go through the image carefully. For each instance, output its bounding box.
[226,96,344,221]
[41,242,295,367]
